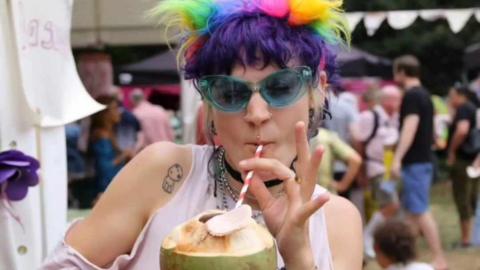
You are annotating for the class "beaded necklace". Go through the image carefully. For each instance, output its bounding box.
[215,147,263,221]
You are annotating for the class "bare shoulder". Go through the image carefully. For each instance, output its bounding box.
[66,142,193,267]
[324,195,362,234]
[324,194,360,217]
[324,195,363,270]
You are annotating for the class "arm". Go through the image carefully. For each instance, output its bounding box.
[394,115,419,163]
[330,133,362,193]
[392,115,419,178]
[325,195,363,269]
[65,142,192,267]
[91,134,131,167]
[448,120,470,164]
[335,152,362,193]
[134,131,146,153]
[112,149,133,166]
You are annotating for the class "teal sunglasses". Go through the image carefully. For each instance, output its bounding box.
[197,66,313,113]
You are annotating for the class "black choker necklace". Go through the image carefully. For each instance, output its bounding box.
[223,153,297,188]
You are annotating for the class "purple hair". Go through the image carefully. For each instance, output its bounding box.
[183,13,339,87]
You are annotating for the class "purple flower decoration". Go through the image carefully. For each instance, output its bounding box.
[0,150,40,201]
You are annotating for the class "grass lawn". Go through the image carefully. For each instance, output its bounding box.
[67,180,479,269]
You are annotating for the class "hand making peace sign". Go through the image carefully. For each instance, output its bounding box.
[238,121,329,269]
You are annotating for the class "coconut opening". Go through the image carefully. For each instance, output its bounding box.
[206,205,253,237]
[199,212,222,223]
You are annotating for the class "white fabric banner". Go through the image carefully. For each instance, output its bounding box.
[419,9,445,21]
[364,12,387,36]
[9,0,104,127]
[346,12,364,33]
[348,8,477,35]
[444,9,474,33]
[387,11,418,30]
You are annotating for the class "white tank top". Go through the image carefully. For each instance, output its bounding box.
[41,145,334,270]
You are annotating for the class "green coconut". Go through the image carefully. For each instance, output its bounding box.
[160,209,277,270]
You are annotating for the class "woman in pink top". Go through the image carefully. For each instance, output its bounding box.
[41,0,362,269]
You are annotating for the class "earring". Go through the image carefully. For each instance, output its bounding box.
[307,108,319,139]
[210,121,217,136]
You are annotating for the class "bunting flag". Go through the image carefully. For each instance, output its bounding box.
[363,12,386,36]
[346,8,479,36]
[387,11,418,30]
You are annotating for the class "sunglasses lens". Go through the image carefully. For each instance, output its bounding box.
[209,77,251,112]
[262,70,304,107]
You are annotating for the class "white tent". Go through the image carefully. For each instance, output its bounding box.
[0,0,103,268]
[71,0,166,47]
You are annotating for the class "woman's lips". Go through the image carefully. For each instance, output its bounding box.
[246,142,273,155]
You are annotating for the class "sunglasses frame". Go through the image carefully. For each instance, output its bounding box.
[197,66,314,113]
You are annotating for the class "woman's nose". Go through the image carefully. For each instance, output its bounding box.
[243,93,272,126]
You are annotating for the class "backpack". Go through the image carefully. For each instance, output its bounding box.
[355,110,379,187]
[365,110,380,149]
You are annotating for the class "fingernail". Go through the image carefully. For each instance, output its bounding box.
[239,160,247,167]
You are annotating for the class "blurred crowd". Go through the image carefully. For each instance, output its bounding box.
[66,55,480,270]
[66,88,178,206]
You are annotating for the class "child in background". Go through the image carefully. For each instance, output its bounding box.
[374,220,434,270]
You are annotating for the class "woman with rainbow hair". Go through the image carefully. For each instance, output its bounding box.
[41,0,362,269]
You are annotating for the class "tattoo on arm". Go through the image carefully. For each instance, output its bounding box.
[162,164,184,194]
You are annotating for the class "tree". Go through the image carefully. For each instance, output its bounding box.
[344,0,480,95]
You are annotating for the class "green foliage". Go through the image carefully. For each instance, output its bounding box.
[344,0,480,95]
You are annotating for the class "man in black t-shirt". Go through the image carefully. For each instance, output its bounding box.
[447,84,479,247]
[391,55,447,270]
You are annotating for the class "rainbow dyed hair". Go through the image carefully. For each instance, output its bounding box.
[151,0,350,85]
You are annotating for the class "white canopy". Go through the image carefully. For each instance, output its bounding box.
[72,0,167,47]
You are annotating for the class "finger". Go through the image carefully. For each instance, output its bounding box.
[309,146,324,175]
[239,158,295,181]
[283,176,302,210]
[297,192,330,223]
[249,175,275,210]
[302,146,324,198]
[295,121,310,170]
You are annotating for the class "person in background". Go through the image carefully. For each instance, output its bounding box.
[447,84,479,247]
[474,193,480,246]
[310,127,362,194]
[374,220,434,270]
[89,96,134,196]
[108,86,143,154]
[362,88,381,111]
[338,91,359,114]
[66,122,86,181]
[350,88,381,220]
[324,91,359,198]
[66,122,87,208]
[131,89,175,150]
[391,55,447,270]
[353,85,402,259]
